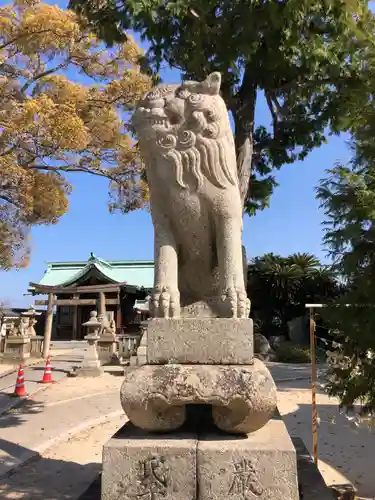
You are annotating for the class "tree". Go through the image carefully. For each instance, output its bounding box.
[317,154,375,415]
[0,299,8,334]
[69,0,375,215]
[247,252,339,337]
[0,0,152,269]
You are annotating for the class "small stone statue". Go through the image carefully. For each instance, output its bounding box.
[108,318,116,336]
[99,314,116,338]
[4,321,14,337]
[26,316,37,337]
[10,307,39,337]
[11,317,26,336]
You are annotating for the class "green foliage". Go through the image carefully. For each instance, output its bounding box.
[247,252,340,337]
[275,342,311,364]
[317,156,375,412]
[0,0,152,269]
[69,0,375,214]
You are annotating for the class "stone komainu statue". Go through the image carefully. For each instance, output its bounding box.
[133,72,250,319]
[119,73,277,439]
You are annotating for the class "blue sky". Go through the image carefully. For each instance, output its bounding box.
[0,0,352,307]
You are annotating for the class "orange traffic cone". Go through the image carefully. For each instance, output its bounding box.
[12,364,28,398]
[40,357,54,384]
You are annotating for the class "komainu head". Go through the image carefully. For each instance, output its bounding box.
[133,72,238,190]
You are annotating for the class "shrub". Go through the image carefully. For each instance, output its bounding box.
[275,342,311,363]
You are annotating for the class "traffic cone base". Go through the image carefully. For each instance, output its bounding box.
[11,390,28,398]
[12,364,28,398]
[40,357,54,384]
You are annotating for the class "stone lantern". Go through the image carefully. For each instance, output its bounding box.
[83,310,101,336]
[77,311,103,377]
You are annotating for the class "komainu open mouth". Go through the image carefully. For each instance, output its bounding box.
[149,117,168,126]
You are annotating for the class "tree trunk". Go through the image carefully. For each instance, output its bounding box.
[235,119,255,208]
[232,70,257,210]
[231,73,257,296]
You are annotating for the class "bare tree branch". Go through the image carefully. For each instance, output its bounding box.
[25,164,121,183]
[21,62,69,93]
[0,194,22,208]
[265,90,278,132]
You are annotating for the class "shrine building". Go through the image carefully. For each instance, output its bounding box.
[28,253,154,340]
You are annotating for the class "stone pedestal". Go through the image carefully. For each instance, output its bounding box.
[97,335,118,365]
[2,336,31,361]
[120,361,277,434]
[136,329,148,366]
[197,417,299,499]
[147,318,253,364]
[117,335,130,363]
[77,334,103,377]
[30,335,43,357]
[102,417,299,500]
[109,317,299,499]
[129,355,138,366]
[102,422,197,500]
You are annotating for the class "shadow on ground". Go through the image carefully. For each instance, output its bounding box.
[0,397,44,428]
[31,366,73,375]
[103,367,125,377]
[0,439,100,500]
[278,384,375,498]
[267,362,327,390]
[50,358,86,364]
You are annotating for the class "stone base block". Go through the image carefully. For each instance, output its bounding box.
[30,336,43,357]
[198,417,299,500]
[3,336,31,361]
[129,355,138,366]
[102,422,197,500]
[101,417,299,500]
[147,318,253,364]
[97,335,117,364]
[136,330,147,366]
[120,360,277,434]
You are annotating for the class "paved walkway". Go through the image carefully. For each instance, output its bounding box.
[0,348,79,378]
[266,361,326,384]
[0,413,126,500]
[0,360,331,499]
[0,351,85,415]
[0,371,124,479]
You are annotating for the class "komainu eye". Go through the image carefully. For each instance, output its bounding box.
[176,88,191,99]
[188,93,204,105]
[203,123,220,138]
[206,108,217,121]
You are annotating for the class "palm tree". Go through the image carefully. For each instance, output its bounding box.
[247,253,340,337]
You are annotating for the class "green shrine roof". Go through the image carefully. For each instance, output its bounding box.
[33,253,154,290]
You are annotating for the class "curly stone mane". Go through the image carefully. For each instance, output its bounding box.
[134,73,239,191]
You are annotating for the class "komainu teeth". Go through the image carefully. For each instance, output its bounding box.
[152,118,167,125]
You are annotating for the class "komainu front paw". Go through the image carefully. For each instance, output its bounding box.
[238,292,251,318]
[221,288,250,318]
[150,286,180,318]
